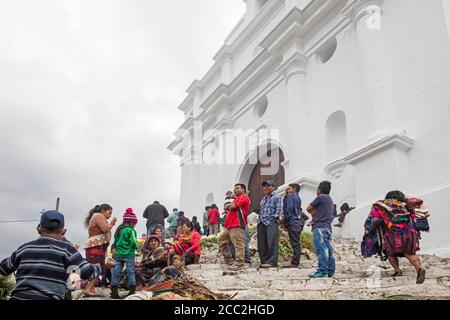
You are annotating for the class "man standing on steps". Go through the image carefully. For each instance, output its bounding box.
[307,181,336,278]
[218,183,251,271]
[282,183,305,268]
[143,201,169,238]
[257,179,283,268]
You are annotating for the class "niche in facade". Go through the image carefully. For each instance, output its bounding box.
[253,96,268,118]
[316,37,338,64]
[325,111,348,162]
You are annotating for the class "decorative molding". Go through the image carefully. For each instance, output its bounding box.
[344,133,415,165]
[276,52,308,79]
[213,45,234,64]
[324,159,347,178]
[342,0,384,25]
[276,175,320,196]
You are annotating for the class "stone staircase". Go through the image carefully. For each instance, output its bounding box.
[188,237,450,300]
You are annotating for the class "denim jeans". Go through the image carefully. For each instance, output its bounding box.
[112,256,136,286]
[313,227,336,275]
[228,226,250,262]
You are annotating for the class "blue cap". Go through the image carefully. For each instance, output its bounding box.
[40,210,65,230]
[262,179,277,188]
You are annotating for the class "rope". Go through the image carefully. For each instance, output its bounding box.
[0,220,40,223]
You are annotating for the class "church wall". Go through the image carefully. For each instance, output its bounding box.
[176,0,450,256]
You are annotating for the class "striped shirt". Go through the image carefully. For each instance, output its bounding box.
[259,193,283,226]
[0,236,100,300]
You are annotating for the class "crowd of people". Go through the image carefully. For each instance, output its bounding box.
[0,180,429,300]
[0,200,203,300]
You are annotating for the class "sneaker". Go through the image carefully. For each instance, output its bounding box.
[308,271,327,278]
[287,263,299,268]
[328,273,335,278]
[416,268,426,284]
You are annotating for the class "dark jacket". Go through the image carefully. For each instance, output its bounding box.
[143,202,169,228]
[283,193,304,228]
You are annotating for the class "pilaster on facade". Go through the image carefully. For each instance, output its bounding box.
[214,45,234,85]
[276,51,308,80]
[342,0,384,25]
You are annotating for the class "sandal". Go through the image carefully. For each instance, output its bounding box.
[416,268,426,284]
[390,271,403,277]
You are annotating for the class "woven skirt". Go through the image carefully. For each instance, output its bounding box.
[383,229,420,257]
[85,244,109,286]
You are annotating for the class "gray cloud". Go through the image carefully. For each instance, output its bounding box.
[0,0,244,257]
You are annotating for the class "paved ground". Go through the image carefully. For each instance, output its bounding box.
[76,238,450,300]
[188,238,450,300]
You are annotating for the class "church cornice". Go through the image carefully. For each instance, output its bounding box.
[170,0,355,155]
[345,132,415,165]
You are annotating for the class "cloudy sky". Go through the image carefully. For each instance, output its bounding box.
[0,0,245,257]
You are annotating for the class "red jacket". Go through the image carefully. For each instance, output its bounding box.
[224,194,251,229]
[208,208,220,225]
[178,231,201,255]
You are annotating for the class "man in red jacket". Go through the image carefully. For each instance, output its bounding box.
[208,204,220,235]
[218,183,251,270]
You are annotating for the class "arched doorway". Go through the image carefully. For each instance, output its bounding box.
[247,146,285,213]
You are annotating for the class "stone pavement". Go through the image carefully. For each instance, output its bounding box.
[76,238,450,300]
[188,238,450,300]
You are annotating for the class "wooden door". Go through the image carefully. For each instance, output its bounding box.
[247,147,285,213]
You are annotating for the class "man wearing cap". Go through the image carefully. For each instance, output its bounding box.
[258,179,283,268]
[0,210,101,300]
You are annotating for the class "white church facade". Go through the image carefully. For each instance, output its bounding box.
[169,0,450,256]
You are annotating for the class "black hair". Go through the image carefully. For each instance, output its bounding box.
[183,220,193,231]
[234,183,247,192]
[192,216,198,222]
[318,181,331,195]
[289,183,301,193]
[38,225,64,234]
[385,190,406,202]
[210,204,218,209]
[205,206,211,210]
[85,204,113,228]
[340,203,350,211]
[173,208,178,212]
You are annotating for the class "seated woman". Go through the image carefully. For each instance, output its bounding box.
[135,234,167,289]
[175,220,201,265]
[365,190,426,284]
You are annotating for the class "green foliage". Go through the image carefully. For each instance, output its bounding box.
[201,235,219,250]
[279,230,314,261]
[301,231,314,253]
[0,275,15,300]
[200,227,315,263]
